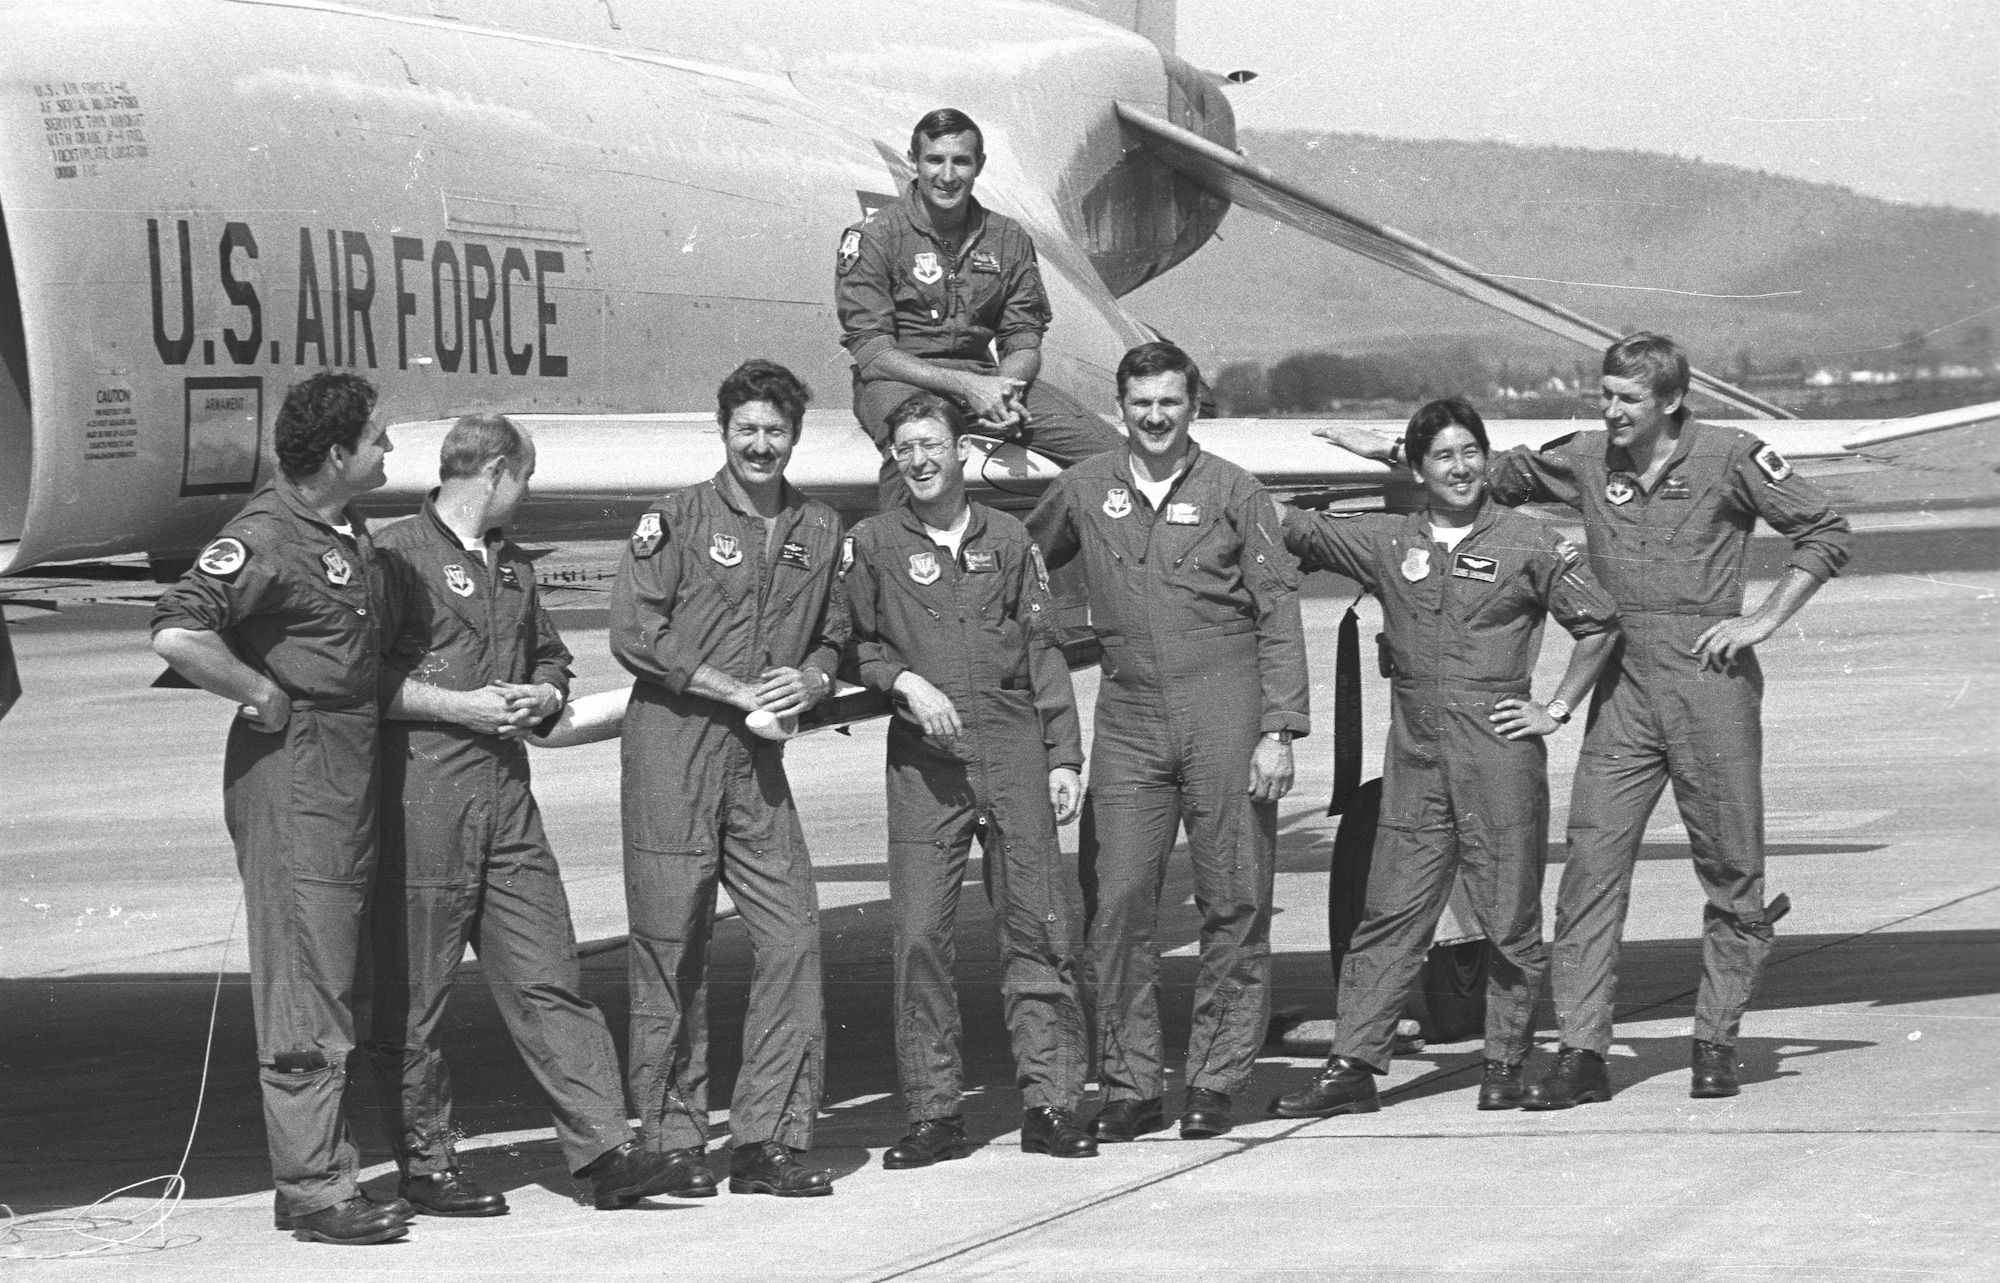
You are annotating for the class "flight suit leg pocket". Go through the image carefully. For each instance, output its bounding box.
[625,844,717,946]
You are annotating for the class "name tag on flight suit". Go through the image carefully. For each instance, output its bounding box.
[1658,475,1691,500]
[1451,553,1498,582]
[970,251,1001,274]
[963,549,998,573]
[1165,502,1201,525]
[499,564,520,588]
[778,540,812,571]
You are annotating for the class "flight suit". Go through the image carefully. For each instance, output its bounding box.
[844,503,1087,1120]
[609,473,846,1153]
[1028,445,1310,1103]
[368,502,632,1178]
[836,183,1123,505]
[151,482,382,1218]
[1283,505,1620,1070]
[1488,423,1851,1051]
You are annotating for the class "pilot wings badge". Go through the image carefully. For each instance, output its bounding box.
[444,564,476,597]
[1102,487,1132,519]
[709,532,742,567]
[321,548,353,586]
[912,251,943,284]
[908,551,941,585]
[1401,545,1431,582]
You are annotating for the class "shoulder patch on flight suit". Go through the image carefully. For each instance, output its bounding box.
[1165,502,1201,525]
[1604,473,1638,506]
[709,532,742,567]
[321,548,353,586]
[840,535,855,576]
[912,251,942,284]
[1451,553,1499,582]
[1401,546,1431,581]
[963,548,998,573]
[195,537,248,579]
[969,250,1001,274]
[1554,536,1583,568]
[1102,487,1132,519]
[443,564,476,597]
[908,550,941,585]
[1752,443,1793,482]
[777,540,812,571]
[631,510,665,558]
[837,228,862,276]
[1029,544,1050,593]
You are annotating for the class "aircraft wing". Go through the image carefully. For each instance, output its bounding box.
[1839,399,2000,452]
[1111,104,1795,422]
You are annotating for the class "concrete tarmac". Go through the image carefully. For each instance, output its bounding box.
[2,509,1996,1279]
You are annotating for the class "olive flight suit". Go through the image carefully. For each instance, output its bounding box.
[368,501,633,1179]
[844,503,1088,1120]
[1283,505,1620,1071]
[1488,422,1851,1051]
[836,183,1123,505]
[1028,444,1310,1103]
[609,472,846,1153]
[151,482,382,1218]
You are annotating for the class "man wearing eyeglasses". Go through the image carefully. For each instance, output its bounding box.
[842,392,1096,1167]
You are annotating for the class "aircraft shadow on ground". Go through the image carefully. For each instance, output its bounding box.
[4,919,1991,1210]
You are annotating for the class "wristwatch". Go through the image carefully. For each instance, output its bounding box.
[1544,698,1572,725]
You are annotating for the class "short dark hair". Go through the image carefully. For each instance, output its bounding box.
[909,108,984,162]
[275,372,377,480]
[439,412,531,481]
[1603,332,1690,416]
[716,359,812,432]
[1116,341,1202,401]
[885,392,964,442]
[1403,397,1490,465]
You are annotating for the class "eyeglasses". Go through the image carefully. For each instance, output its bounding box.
[889,438,954,463]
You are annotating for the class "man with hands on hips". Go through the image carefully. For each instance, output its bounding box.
[843,392,1097,1169]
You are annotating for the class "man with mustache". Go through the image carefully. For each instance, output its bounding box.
[843,392,1095,1168]
[836,107,1123,507]
[610,359,848,1197]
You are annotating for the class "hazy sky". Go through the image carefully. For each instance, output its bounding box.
[1179,0,2000,214]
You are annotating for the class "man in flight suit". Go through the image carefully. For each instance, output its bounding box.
[611,359,847,1196]
[1028,341,1310,1142]
[844,393,1096,1167]
[836,107,1123,507]
[370,413,708,1214]
[153,372,410,1246]
[1318,333,1851,1103]
[1268,399,1620,1117]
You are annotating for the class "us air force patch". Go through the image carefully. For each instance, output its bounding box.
[444,564,476,597]
[908,551,941,585]
[709,532,742,567]
[1752,444,1793,482]
[631,511,664,558]
[196,537,247,579]
[321,548,353,586]
[837,228,862,276]
[1451,553,1498,582]
[1102,487,1132,519]
[1604,473,1637,506]
[912,251,942,285]
[1030,544,1050,593]
[1401,546,1431,582]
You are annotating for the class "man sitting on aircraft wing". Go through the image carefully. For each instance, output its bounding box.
[1318,333,1852,1106]
[1270,398,1620,1119]
[836,107,1124,508]
[610,359,847,1198]
[368,414,705,1214]
[152,372,410,1246]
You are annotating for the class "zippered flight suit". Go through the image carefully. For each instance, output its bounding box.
[836,184,1122,505]
[1488,422,1851,1051]
[609,473,846,1153]
[844,503,1087,1119]
[1028,444,1310,1103]
[368,501,632,1178]
[151,482,382,1218]
[1284,505,1620,1070]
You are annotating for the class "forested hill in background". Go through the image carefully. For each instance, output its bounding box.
[1123,129,2000,386]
